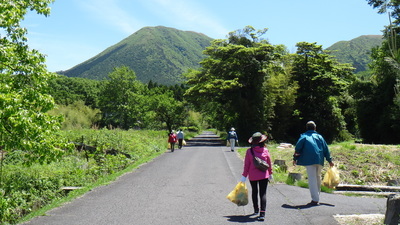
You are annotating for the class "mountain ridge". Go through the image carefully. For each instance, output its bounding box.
[326,35,383,73]
[59,26,383,84]
[60,26,213,85]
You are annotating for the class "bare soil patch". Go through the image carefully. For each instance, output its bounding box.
[334,214,384,225]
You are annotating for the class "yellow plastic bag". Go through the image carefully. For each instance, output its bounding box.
[226,140,230,147]
[323,167,340,188]
[167,143,171,149]
[183,140,187,146]
[226,182,248,206]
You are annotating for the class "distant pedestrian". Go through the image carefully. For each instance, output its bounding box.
[168,130,177,152]
[227,127,238,152]
[177,129,184,149]
[293,121,334,206]
[241,132,273,221]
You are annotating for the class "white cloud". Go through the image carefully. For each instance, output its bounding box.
[142,0,230,38]
[77,0,144,35]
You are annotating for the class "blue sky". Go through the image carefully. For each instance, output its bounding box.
[22,0,389,72]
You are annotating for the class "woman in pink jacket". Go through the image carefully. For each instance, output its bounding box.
[241,132,273,221]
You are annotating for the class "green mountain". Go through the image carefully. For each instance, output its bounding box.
[60,27,382,84]
[326,35,383,73]
[59,26,213,85]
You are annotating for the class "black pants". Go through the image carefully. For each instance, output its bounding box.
[170,142,175,151]
[250,178,269,212]
[178,139,183,148]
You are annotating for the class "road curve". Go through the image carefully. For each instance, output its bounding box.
[22,131,386,225]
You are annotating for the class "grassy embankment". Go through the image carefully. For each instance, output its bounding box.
[238,141,400,190]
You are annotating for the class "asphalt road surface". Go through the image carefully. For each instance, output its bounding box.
[23,131,386,225]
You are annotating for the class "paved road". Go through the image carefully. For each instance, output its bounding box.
[23,131,386,225]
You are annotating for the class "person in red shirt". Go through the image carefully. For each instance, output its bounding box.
[168,130,177,152]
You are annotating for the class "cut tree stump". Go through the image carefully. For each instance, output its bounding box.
[388,179,400,186]
[288,173,302,181]
[384,194,400,225]
[274,159,287,172]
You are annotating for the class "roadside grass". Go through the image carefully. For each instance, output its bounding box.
[18,147,164,224]
[3,128,199,225]
[237,141,400,188]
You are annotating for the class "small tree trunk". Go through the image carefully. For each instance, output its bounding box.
[384,194,400,225]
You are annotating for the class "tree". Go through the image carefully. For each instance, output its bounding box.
[367,0,400,26]
[98,66,146,129]
[290,42,355,143]
[352,43,400,143]
[146,89,187,132]
[0,0,71,165]
[356,0,400,143]
[185,26,279,139]
[263,50,299,141]
[48,75,103,107]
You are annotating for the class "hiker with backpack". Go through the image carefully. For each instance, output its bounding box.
[227,127,238,152]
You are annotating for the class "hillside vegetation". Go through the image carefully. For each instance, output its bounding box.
[60,26,213,85]
[326,35,383,73]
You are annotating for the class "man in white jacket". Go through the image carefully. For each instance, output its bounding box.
[177,129,184,149]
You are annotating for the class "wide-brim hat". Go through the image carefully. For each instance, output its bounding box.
[248,132,267,144]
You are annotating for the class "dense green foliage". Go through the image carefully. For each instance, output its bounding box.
[0,0,71,165]
[47,75,103,108]
[98,67,146,129]
[185,27,280,139]
[186,27,355,143]
[60,26,213,85]
[351,43,400,143]
[349,0,400,143]
[290,42,355,143]
[47,71,200,132]
[326,35,383,73]
[95,66,192,131]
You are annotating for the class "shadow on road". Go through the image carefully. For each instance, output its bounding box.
[224,214,258,223]
[281,202,335,209]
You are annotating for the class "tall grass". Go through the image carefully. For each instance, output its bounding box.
[48,101,101,130]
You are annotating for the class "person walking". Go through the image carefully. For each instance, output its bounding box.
[227,127,238,152]
[177,129,184,149]
[240,132,273,221]
[168,130,177,152]
[293,121,334,206]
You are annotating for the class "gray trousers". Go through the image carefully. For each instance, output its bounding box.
[305,164,322,202]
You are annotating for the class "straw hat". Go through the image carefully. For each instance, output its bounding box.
[248,132,267,144]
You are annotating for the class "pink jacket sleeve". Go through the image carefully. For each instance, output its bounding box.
[242,149,251,178]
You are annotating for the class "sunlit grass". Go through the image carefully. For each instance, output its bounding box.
[237,140,400,189]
